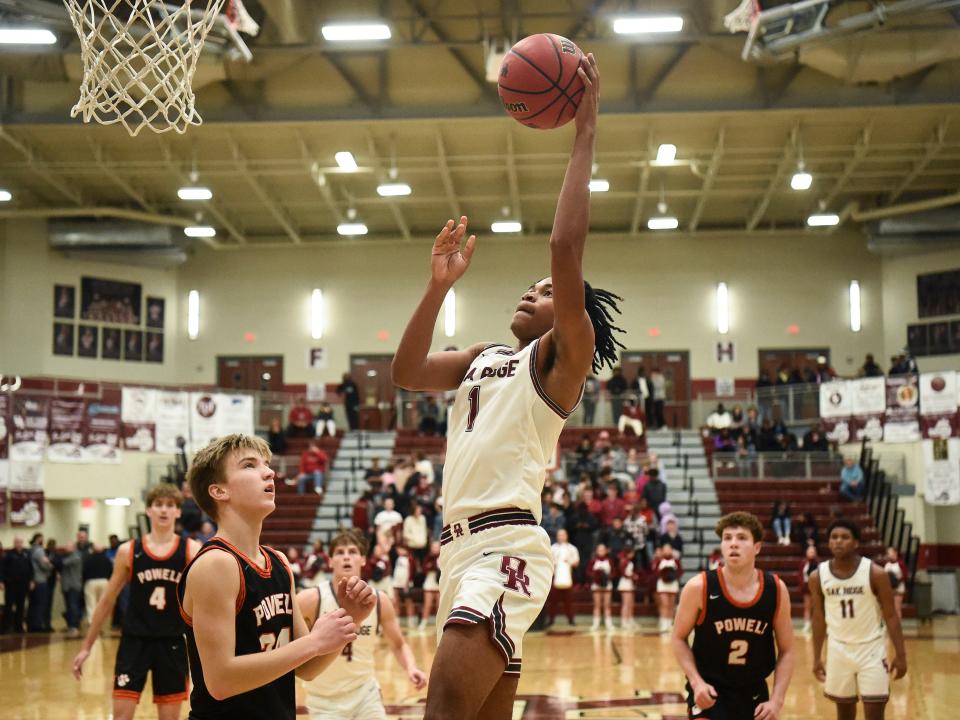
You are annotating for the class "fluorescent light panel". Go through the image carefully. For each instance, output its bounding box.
[178,186,212,200]
[311,289,324,340]
[849,280,861,333]
[790,172,812,190]
[337,222,368,236]
[717,282,730,335]
[647,216,678,230]
[807,213,839,227]
[655,143,677,163]
[613,16,683,34]
[0,190,11,202]
[0,28,56,44]
[444,289,456,338]
[376,182,411,197]
[321,23,391,42]
[184,226,216,238]
[187,290,200,340]
[589,179,609,192]
[104,497,131,506]
[335,151,358,172]
[491,221,522,233]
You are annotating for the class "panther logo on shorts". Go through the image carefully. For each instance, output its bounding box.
[117,674,130,687]
[499,556,531,597]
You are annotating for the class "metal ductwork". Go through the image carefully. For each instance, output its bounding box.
[865,207,960,255]
[48,219,190,267]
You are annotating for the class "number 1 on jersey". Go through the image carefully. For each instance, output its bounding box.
[466,385,481,432]
[840,598,855,619]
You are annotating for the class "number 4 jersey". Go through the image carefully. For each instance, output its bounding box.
[124,534,189,638]
[691,569,781,689]
[443,339,580,525]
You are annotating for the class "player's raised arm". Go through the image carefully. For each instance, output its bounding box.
[72,541,132,679]
[391,216,488,391]
[545,53,599,377]
[756,577,796,720]
[379,591,428,690]
[670,573,717,711]
[870,563,907,679]
[808,569,827,682]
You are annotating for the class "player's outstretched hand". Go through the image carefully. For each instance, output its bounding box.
[890,653,907,680]
[691,680,718,710]
[753,699,782,720]
[812,659,826,682]
[431,216,476,287]
[336,576,376,625]
[71,647,91,680]
[574,53,599,136]
[408,667,428,690]
[310,607,357,655]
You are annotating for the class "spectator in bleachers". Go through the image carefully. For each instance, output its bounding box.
[840,456,865,501]
[374,497,404,544]
[588,543,616,631]
[631,367,651,420]
[800,544,819,633]
[267,418,287,455]
[600,483,626,527]
[314,402,337,438]
[178,481,204,539]
[285,546,304,589]
[649,367,666,430]
[624,447,642,480]
[729,404,745,437]
[541,503,566,543]
[884,546,908,619]
[352,490,375,537]
[296,441,329,496]
[599,517,630,558]
[336,372,360,430]
[365,532,393,594]
[757,418,779,452]
[607,366,628,424]
[174,435,190,485]
[713,427,737,453]
[379,463,397,491]
[582,374,600,426]
[653,544,681,634]
[199,520,216,543]
[302,539,331,588]
[571,494,600,585]
[579,487,603,526]
[402,502,429,565]
[642,469,667,518]
[772,500,792,545]
[815,355,837,383]
[419,541,441,630]
[287,403,315,438]
[705,403,732,433]
[409,472,437,514]
[659,517,684,559]
[418,395,441,436]
[890,349,918,375]
[430,498,445,541]
[594,429,613,453]
[364,457,385,491]
[617,398,644,438]
[802,422,829,452]
[617,545,638,631]
[775,362,794,385]
[859,353,884,378]
[548,528,579,627]
[707,546,723,571]
[796,511,819,547]
[413,451,435,485]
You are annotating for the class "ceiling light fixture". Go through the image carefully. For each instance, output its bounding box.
[655,143,677,164]
[337,223,368,236]
[849,280,861,333]
[376,182,412,197]
[491,221,522,233]
[790,168,813,191]
[612,16,684,34]
[589,179,609,193]
[0,190,11,202]
[647,185,678,230]
[184,226,216,238]
[335,151,358,172]
[0,28,56,45]
[177,186,213,200]
[321,23,391,42]
[807,212,839,227]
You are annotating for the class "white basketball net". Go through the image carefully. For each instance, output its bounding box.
[63,0,227,136]
[723,0,760,33]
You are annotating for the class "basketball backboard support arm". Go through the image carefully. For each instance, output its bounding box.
[742,0,960,61]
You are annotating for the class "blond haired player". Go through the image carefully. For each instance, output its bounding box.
[392,54,624,720]
[72,484,200,720]
[810,518,906,720]
[296,530,428,719]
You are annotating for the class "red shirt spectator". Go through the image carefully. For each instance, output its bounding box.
[299,445,329,475]
[580,488,603,525]
[600,485,626,526]
[288,404,314,437]
[351,493,372,534]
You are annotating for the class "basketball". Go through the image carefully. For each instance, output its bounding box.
[497,33,586,130]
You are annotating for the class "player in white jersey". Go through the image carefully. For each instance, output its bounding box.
[809,519,907,720]
[392,55,625,720]
[296,530,428,720]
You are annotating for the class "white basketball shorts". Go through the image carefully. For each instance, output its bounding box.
[824,636,889,703]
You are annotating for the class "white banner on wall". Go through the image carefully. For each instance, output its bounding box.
[155,391,190,454]
[852,377,886,415]
[819,380,852,445]
[189,393,255,452]
[922,438,960,506]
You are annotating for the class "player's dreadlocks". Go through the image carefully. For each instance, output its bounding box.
[584,281,625,374]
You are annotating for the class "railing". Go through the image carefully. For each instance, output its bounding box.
[711,450,843,479]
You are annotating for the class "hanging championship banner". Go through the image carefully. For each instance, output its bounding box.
[0,491,7,525]
[189,393,254,451]
[10,396,50,461]
[220,394,255,437]
[922,438,960,505]
[851,377,885,442]
[155,391,190,454]
[884,375,920,443]
[919,372,958,439]
[0,394,8,490]
[121,387,157,451]
[9,460,44,526]
[84,400,121,463]
[819,380,852,445]
[47,398,86,462]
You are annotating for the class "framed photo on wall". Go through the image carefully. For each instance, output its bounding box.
[929,321,950,355]
[907,324,928,357]
[950,320,960,353]
[146,297,165,329]
[102,328,121,360]
[77,325,98,358]
[54,285,76,319]
[81,276,142,325]
[53,322,74,356]
[145,332,164,363]
[124,330,143,361]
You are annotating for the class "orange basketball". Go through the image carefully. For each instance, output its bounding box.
[497,33,586,130]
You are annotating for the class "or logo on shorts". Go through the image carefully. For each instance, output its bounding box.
[499,556,531,597]
[453,523,465,538]
[117,674,130,687]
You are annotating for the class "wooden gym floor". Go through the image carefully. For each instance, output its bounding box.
[2,616,957,719]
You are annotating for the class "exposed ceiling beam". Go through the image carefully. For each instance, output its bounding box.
[365,132,411,241]
[229,137,302,244]
[887,119,949,203]
[629,133,653,235]
[636,45,690,107]
[764,64,803,107]
[746,124,797,231]
[506,131,522,224]
[86,138,157,212]
[202,200,247,246]
[406,0,490,94]
[0,126,82,204]
[435,129,461,220]
[824,126,872,205]
[566,0,608,40]
[295,131,345,227]
[323,53,380,113]
[688,128,725,232]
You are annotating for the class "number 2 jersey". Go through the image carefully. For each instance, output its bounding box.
[176,537,295,720]
[691,569,781,689]
[123,534,189,638]
[443,339,580,525]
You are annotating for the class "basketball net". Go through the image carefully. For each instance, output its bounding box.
[723,0,760,33]
[62,0,228,136]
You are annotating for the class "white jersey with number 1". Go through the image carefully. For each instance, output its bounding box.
[819,557,884,644]
[443,339,578,525]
